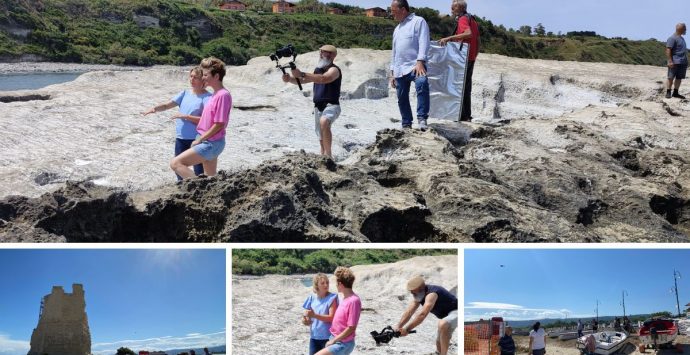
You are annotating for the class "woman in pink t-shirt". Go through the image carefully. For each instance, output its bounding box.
[170,57,232,179]
[315,266,361,355]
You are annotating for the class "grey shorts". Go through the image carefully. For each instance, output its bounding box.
[314,104,341,139]
[437,309,458,340]
[668,63,688,79]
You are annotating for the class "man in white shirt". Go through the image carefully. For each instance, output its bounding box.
[389,0,431,131]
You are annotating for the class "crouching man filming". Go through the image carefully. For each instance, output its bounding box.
[395,276,458,355]
[282,45,342,158]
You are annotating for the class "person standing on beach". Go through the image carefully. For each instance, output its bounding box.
[665,23,688,99]
[577,319,584,337]
[497,326,515,355]
[302,273,339,355]
[395,276,458,355]
[438,0,480,122]
[282,45,342,158]
[389,0,431,131]
[528,321,546,355]
[315,266,361,355]
[142,67,212,180]
[170,57,232,179]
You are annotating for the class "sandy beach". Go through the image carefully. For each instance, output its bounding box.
[507,334,690,355]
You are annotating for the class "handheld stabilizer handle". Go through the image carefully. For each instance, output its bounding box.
[370,326,416,345]
[289,62,303,91]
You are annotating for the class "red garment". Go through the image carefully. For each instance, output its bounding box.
[456,14,480,61]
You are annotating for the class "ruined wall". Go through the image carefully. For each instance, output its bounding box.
[28,284,92,355]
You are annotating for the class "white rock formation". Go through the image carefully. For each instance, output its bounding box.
[232,255,458,354]
[0,49,687,203]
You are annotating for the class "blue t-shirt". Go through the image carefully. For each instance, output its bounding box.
[172,89,212,139]
[302,292,338,340]
[666,35,688,65]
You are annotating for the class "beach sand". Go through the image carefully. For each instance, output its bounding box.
[509,334,690,355]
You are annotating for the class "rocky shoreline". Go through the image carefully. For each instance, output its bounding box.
[0,62,149,75]
[1,120,688,242]
[0,51,688,242]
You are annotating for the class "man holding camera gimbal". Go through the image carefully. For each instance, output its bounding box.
[282,45,342,158]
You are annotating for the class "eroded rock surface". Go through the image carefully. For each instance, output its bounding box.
[1,51,689,242]
[1,119,688,242]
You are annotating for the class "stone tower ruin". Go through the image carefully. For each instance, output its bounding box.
[28,283,92,355]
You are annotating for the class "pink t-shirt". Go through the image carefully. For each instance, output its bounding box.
[196,88,232,141]
[329,293,361,343]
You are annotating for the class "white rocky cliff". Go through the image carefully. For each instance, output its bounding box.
[28,284,92,355]
[232,255,458,354]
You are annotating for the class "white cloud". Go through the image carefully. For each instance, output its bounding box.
[465,301,593,321]
[0,334,30,355]
[466,302,526,310]
[92,330,225,354]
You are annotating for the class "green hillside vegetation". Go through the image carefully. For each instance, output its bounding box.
[0,0,667,66]
[232,249,456,275]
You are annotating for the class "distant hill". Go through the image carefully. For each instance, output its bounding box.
[481,313,671,329]
[164,345,226,355]
[0,0,667,66]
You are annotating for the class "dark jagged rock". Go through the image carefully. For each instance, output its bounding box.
[0,122,688,242]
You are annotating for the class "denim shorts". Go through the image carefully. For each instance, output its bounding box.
[192,138,225,161]
[325,339,355,355]
[314,104,341,139]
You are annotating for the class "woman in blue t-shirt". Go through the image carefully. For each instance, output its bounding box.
[302,273,339,355]
[142,67,212,180]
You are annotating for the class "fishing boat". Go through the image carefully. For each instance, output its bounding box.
[558,330,593,340]
[559,331,580,340]
[638,318,678,349]
[576,331,630,355]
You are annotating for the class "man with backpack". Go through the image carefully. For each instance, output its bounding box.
[439,0,480,121]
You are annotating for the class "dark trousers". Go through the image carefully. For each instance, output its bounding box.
[461,60,475,120]
[174,138,204,180]
[309,338,328,355]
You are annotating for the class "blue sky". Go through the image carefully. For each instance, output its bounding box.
[465,249,690,321]
[334,0,689,41]
[0,249,225,355]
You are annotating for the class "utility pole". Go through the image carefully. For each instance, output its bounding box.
[596,299,600,322]
[673,269,682,318]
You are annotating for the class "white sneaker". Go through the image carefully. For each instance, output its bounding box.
[418,119,428,131]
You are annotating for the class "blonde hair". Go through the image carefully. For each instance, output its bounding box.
[200,57,226,81]
[334,266,355,289]
[312,273,329,293]
[189,66,203,79]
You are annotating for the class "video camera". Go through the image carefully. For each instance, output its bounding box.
[370,326,416,345]
[270,44,302,90]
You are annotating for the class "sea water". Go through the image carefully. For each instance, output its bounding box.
[0,72,83,91]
